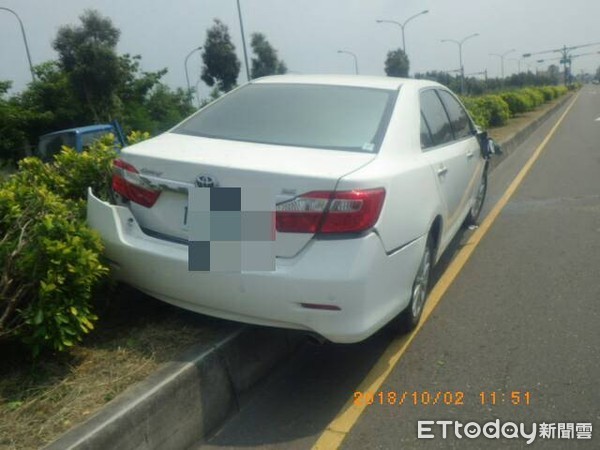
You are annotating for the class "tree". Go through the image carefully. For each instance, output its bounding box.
[201,19,241,92]
[18,61,81,134]
[52,10,124,122]
[116,54,193,133]
[547,64,560,84]
[0,80,50,162]
[384,49,410,77]
[250,33,287,78]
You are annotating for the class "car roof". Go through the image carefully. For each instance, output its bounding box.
[251,74,442,91]
[39,124,114,138]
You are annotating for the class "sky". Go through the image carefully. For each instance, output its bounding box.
[1,0,600,99]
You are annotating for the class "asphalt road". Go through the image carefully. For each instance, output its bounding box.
[198,86,600,449]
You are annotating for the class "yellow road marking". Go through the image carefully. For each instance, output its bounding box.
[312,92,581,450]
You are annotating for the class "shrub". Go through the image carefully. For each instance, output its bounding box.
[552,85,568,96]
[0,138,117,355]
[479,95,510,127]
[500,92,533,116]
[520,88,545,108]
[127,130,151,145]
[537,86,556,102]
[460,96,490,128]
[0,182,108,355]
[15,134,117,209]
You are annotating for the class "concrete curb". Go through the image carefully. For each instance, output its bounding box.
[44,327,304,450]
[488,92,574,172]
[43,92,574,450]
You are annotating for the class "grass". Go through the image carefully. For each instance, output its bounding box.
[0,285,234,450]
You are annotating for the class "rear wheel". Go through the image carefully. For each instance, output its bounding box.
[395,235,433,333]
[465,171,487,226]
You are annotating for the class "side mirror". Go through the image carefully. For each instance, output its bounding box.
[476,131,502,159]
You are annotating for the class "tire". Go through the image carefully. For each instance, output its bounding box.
[395,234,434,333]
[464,171,487,227]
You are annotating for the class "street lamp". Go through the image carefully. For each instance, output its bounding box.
[0,7,35,82]
[185,46,202,104]
[489,49,515,79]
[337,50,359,75]
[235,0,251,81]
[376,9,429,54]
[441,33,479,94]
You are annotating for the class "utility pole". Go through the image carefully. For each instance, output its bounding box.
[523,41,600,85]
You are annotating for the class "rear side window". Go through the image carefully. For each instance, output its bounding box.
[437,90,473,140]
[420,112,434,149]
[37,132,76,160]
[420,90,453,148]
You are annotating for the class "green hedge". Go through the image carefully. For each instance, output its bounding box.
[463,85,569,127]
[0,136,117,355]
[461,95,510,129]
[500,92,533,116]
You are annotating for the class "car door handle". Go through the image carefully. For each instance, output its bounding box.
[437,166,448,176]
[466,150,475,158]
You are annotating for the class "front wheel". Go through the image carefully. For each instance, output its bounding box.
[395,235,433,333]
[464,171,487,226]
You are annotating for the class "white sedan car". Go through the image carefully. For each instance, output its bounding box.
[87,75,489,343]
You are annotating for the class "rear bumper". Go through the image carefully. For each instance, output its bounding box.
[87,188,426,343]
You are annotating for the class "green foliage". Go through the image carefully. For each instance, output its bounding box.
[0,141,115,355]
[15,135,117,206]
[537,86,556,102]
[53,10,123,122]
[552,85,568,96]
[520,88,544,108]
[462,85,568,128]
[250,33,287,79]
[460,96,490,128]
[1,15,193,166]
[126,130,151,145]
[500,92,534,116]
[199,87,223,109]
[384,49,410,77]
[117,54,194,134]
[201,19,241,92]
[477,95,510,127]
[0,81,48,163]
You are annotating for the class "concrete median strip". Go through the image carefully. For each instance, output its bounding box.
[43,92,574,450]
[488,93,574,172]
[44,327,304,450]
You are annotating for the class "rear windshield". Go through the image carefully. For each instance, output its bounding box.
[173,83,397,152]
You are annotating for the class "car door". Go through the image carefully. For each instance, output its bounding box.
[419,88,471,237]
[436,89,482,220]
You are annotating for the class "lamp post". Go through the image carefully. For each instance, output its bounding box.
[0,7,35,82]
[236,0,251,81]
[337,50,359,74]
[185,46,202,105]
[490,49,515,79]
[441,33,479,94]
[376,10,429,55]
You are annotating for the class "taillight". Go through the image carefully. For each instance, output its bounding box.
[276,188,385,234]
[112,159,161,207]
